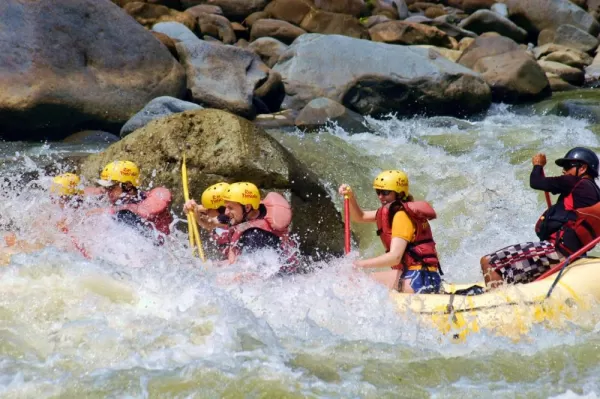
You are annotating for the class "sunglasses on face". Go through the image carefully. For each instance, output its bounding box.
[563,162,582,171]
[375,189,392,196]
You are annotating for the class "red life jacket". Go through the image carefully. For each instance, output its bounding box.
[537,178,600,255]
[226,192,299,273]
[115,187,173,236]
[375,200,441,273]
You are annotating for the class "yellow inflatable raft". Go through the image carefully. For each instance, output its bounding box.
[390,258,600,341]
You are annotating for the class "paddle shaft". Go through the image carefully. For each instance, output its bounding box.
[541,168,552,208]
[344,196,351,254]
[535,235,600,281]
[181,154,206,261]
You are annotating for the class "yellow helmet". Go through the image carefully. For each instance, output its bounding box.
[50,173,83,196]
[373,170,409,194]
[223,182,261,209]
[98,161,140,187]
[201,182,230,209]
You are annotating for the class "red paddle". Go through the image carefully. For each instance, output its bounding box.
[541,168,552,208]
[344,195,351,254]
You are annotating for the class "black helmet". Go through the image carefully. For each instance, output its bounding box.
[555,147,599,177]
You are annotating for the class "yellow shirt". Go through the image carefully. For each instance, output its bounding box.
[391,210,416,242]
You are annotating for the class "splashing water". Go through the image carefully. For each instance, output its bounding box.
[2,107,600,397]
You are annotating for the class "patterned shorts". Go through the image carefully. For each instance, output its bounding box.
[484,241,564,284]
[400,269,442,294]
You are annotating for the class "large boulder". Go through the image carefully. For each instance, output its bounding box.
[120,96,203,137]
[504,0,600,37]
[458,36,550,102]
[0,0,186,140]
[79,108,346,257]
[181,0,268,21]
[176,40,281,118]
[272,34,491,116]
[538,60,584,85]
[534,43,593,69]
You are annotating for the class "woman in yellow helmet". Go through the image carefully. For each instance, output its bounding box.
[2,173,88,265]
[339,170,442,294]
[92,160,173,242]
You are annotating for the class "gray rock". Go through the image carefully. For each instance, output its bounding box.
[505,0,600,36]
[491,3,508,18]
[395,0,409,20]
[152,21,200,43]
[176,40,267,118]
[458,10,528,42]
[273,34,491,116]
[0,0,186,138]
[120,96,203,138]
[295,97,367,133]
[552,24,599,53]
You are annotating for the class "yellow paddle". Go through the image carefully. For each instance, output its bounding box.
[181,153,206,261]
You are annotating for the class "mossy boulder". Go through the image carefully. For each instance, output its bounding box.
[79,108,345,258]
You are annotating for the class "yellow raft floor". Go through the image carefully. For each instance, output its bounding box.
[390,258,600,341]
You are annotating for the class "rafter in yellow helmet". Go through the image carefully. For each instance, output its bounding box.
[50,173,83,196]
[373,170,409,194]
[201,182,230,209]
[223,182,261,209]
[98,161,140,187]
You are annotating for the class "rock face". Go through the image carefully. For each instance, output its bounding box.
[0,0,186,139]
[273,34,491,117]
[504,0,600,36]
[120,96,203,137]
[80,108,346,257]
[458,36,550,102]
[176,40,277,119]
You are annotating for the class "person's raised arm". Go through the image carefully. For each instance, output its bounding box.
[338,184,377,223]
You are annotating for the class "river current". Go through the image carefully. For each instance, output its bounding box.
[1,105,600,398]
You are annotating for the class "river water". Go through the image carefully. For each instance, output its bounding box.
[1,105,600,398]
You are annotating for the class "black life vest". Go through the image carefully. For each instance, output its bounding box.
[535,178,600,255]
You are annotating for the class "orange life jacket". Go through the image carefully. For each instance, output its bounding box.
[114,187,173,236]
[375,200,441,273]
[227,192,299,273]
[536,178,600,255]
